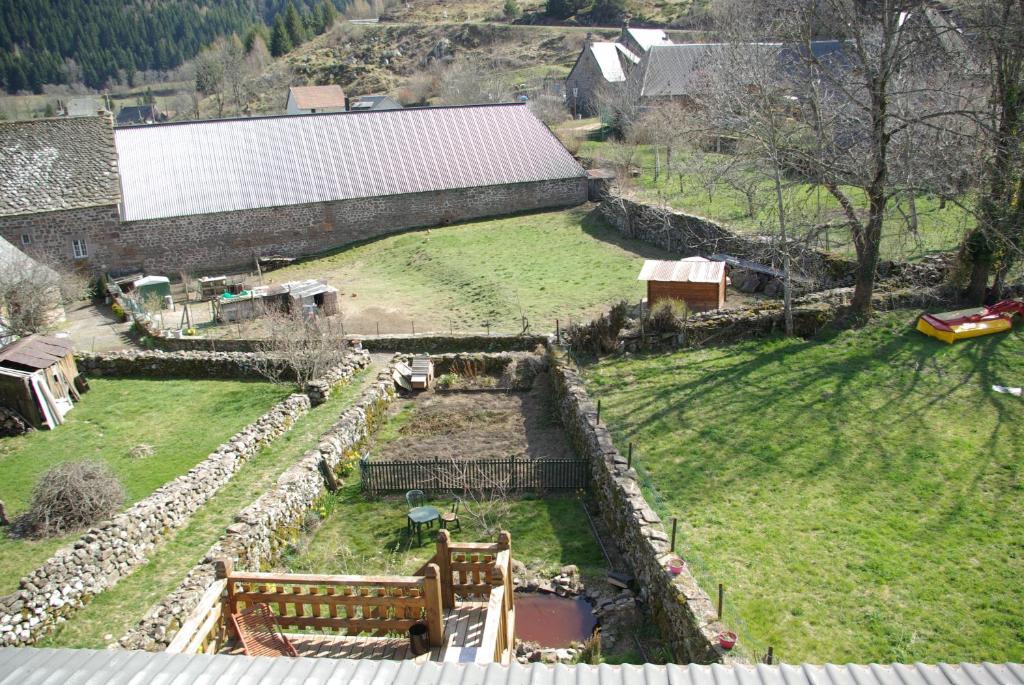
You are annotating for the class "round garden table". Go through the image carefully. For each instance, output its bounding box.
[407,506,441,546]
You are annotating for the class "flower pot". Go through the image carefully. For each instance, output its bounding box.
[668,560,685,575]
[409,621,430,656]
[718,631,737,650]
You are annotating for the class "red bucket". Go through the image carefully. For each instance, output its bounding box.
[718,631,737,650]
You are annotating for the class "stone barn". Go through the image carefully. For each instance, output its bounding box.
[638,257,727,313]
[0,104,588,275]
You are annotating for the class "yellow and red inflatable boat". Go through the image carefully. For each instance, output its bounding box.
[916,300,1024,344]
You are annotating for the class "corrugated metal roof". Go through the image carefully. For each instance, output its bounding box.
[638,258,724,284]
[0,335,74,370]
[2,649,1023,685]
[590,42,640,82]
[113,104,585,222]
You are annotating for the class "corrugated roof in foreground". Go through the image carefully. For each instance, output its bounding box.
[638,257,724,283]
[113,103,586,222]
[2,649,1023,685]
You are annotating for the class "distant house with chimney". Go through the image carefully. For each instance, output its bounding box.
[116,105,167,126]
[565,22,672,117]
[286,85,347,115]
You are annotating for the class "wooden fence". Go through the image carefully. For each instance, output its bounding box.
[359,457,588,495]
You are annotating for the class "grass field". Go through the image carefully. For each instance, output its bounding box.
[282,480,606,583]
[0,378,289,595]
[583,313,1024,663]
[215,208,673,336]
[574,136,973,262]
[38,371,371,648]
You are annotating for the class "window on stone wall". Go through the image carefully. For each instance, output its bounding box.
[72,238,88,259]
[20,234,31,245]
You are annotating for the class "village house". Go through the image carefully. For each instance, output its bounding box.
[0,104,587,274]
[348,94,402,111]
[565,22,672,117]
[286,85,347,114]
[115,105,167,126]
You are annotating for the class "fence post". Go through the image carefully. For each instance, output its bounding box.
[597,399,601,424]
[718,583,724,619]
[376,321,380,336]
[766,646,774,665]
[670,517,677,552]
[627,442,633,469]
[422,563,445,647]
[436,529,454,609]
[214,558,236,638]
[497,531,513,611]
[556,319,560,344]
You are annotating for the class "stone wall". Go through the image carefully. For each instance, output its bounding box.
[0,353,369,646]
[153,333,550,354]
[119,363,397,651]
[622,286,951,352]
[548,352,732,664]
[0,394,310,647]
[599,196,952,292]
[0,179,587,274]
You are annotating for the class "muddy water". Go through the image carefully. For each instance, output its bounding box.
[514,593,597,647]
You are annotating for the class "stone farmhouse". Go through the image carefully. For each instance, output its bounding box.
[565,23,672,117]
[0,104,587,274]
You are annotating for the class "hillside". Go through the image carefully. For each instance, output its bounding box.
[0,0,352,93]
[379,0,713,27]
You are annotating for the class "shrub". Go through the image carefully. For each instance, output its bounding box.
[564,301,629,356]
[14,461,125,538]
[645,299,689,335]
[111,302,127,321]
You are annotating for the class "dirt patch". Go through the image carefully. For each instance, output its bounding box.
[377,374,574,461]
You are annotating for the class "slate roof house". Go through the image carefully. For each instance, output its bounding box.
[0,104,587,274]
[565,23,672,117]
[286,85,347,114]
[348,94,402,111]
[115,105,166,125]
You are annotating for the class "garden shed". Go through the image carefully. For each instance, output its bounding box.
[132,275,172,305]
[0,335,82,429]
[638,257,727,312]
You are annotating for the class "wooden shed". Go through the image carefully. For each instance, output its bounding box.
[637,257,727,312]
[0,335,83,429]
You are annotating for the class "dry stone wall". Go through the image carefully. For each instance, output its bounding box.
[600,196,952,292]
[119,363,397,651]
[0,352,369,646]
[549,352,732,664]
[154,333,550,354]
[1,179,587,274]
[0,394,310,647]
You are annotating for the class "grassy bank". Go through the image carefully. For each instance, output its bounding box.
[38,370,371,648]
[583,313,1024,663]
[205,207,673,336]
[0,378,289,593]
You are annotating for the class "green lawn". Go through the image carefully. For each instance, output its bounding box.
[38,371,371,648]
[217,207,673,336]
[577,140,973,262]
[283,480,606,583]
[583,313,1024,663]
[0,378,290,595]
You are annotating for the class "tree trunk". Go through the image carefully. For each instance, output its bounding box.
[965,250,992,304]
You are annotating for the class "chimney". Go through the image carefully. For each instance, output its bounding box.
[585,32,594,47]
[621,17,629,41]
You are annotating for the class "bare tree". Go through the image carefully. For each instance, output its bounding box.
[763,0,971,319]
[0,248,86,338]
[253,307,349,390]
[437,57,512,105]
[955,0,1024,302]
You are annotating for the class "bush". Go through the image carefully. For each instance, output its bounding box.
[564,301,629,356]
[111,302,127,321]
[645,299,689,335]
[14,461,125,538]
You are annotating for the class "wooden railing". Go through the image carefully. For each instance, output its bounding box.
[167,532,514,662]
[224,563,444,647]
[166,578,228,655]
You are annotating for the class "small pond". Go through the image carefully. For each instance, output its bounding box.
[514,593,597,648]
